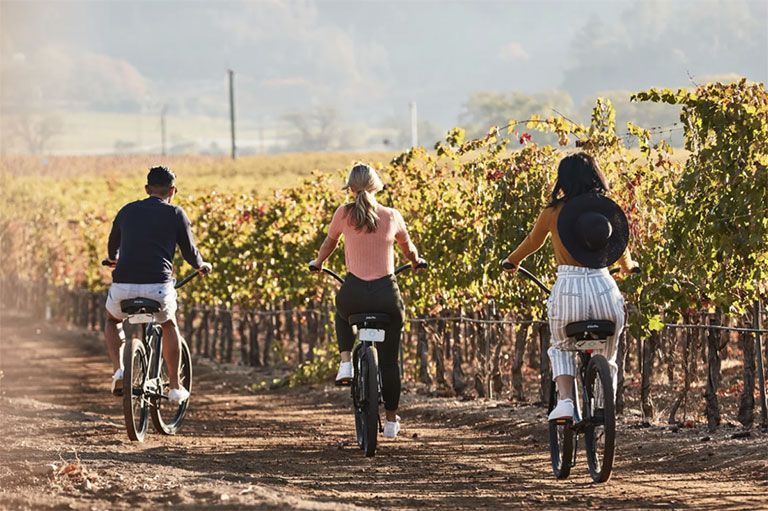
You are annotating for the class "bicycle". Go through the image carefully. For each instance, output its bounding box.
[102,261,202,442]
[309,261,427,457]
[504,262,637,483]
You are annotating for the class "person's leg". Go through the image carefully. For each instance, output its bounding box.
[104,314,125,371]
[371,280,404,422]
[334,312,354,362]
[379,318,403,421]
[333,282,356,383]
[547,275,578,400]
[546,273,584,419]
[549,348,576,399]
[160,320,182,389]
[104,285,127,373]
[589,274,626,397]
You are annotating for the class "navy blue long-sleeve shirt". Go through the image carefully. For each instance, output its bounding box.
[107,196,204,284]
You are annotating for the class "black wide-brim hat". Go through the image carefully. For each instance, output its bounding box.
[557,193,630,269]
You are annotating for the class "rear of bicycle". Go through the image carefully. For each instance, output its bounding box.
[548,320,616,483]
[120,297,193,442]
[309,261,426,458]
[349,313,389,457]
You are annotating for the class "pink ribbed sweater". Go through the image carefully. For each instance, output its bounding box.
[328,204,412,281]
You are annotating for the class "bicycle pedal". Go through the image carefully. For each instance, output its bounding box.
[335,378,352,387]
[551,418,573,426]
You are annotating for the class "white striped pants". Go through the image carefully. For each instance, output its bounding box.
[547,265,625,384]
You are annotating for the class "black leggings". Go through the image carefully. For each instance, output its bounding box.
[335,273,404,411]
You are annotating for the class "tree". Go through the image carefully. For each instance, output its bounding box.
[2,113,63,155]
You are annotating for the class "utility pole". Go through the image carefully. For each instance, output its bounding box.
[160,105,167,156]
[228,69,236,159]
[409,101,418,148]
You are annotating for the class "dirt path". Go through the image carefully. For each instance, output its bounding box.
[1,311,766,510]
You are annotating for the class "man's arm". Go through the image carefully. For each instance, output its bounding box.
[106,212,121,262]
[176,207,205,270]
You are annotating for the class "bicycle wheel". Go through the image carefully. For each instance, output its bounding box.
[151,339,193,435]
[548,381,576,479]
[584,354,616,483]
[122,339,149,442]
[355,346,379,457]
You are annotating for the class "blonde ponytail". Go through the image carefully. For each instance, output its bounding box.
[343,164,383,232]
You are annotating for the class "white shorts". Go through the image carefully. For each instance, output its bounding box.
[105,282,178,324]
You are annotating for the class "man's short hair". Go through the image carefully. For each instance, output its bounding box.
[147,166,176,187]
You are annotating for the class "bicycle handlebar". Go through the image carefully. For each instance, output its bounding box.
[503,261,640,296]
[174,271,202,289]
[310,261,428,285]
[102,259,207,289]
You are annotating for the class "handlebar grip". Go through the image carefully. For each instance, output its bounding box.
[308,263,321,273]
[415,261,428,270]
[101,259,116,268]
[631,266,642,275]
[609,267,620,275]
[502,261,515,271]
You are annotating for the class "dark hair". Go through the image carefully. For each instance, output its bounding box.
[547,152,609,207]
[146,166,176,196]
[147,166,176,186]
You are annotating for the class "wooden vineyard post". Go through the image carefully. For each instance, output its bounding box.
[452,314,466,395]
[737,328,756,429]
[753,298,767,430]
[433,312,448,387]
[615,330,626,415]
[640,331,658,422]
[238,311,248,364]
[511,320,529,401]
[705,313,722,431]
[417,318,432,385]
[539,322,552,406]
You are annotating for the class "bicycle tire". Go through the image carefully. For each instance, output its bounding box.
[359,346,379,457]
[351,346,365,450]
[122,339,149,442]
[584,354,616,483]
[548,381,575,479]
[151,339,193,435]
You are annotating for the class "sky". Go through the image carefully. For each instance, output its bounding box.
[1,0,766,153]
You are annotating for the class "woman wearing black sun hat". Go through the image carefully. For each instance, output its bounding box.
[502,152,639,422]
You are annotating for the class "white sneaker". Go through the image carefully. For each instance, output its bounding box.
[383,416,401,438]
[335,361,353,386]
[548,399,574,422]
[168,386,190,404]
[111,368,124,396]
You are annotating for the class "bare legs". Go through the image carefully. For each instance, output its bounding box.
[104,315,125,372]
[161,320,183,389]
[555,375,575,400]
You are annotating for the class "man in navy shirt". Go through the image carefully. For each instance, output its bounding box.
[104,167,211,403]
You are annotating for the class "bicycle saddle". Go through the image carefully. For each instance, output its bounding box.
[348,313,390,328]
[120,297,162,314]
[565,320,616,340]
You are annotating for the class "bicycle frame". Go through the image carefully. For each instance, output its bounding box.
[120,269,202,406]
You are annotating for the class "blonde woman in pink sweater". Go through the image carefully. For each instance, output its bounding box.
[310,164,424,439]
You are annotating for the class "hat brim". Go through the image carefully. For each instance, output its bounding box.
[557,194,630,269]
